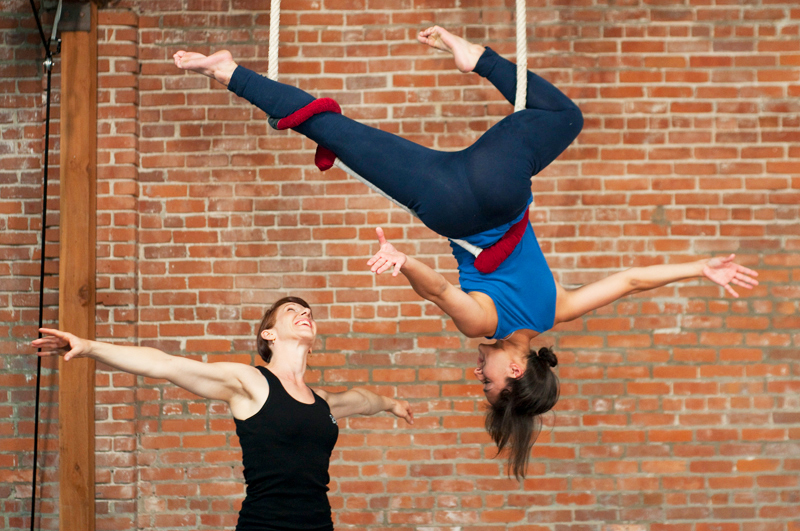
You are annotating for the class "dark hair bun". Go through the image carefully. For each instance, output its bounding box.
[537,347,558,368]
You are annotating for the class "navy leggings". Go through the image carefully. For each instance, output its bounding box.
[228,47,583,239]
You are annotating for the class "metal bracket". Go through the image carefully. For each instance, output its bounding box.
[59,2,91,32]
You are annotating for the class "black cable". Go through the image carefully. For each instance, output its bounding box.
[28,0,50,56]
[27,1,55,530]
[29,58,52,531]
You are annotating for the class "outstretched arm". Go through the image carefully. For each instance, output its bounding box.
[555,255,758,324]
[32,328,258,406]
[315,387,414,424]
[367,228,494,337]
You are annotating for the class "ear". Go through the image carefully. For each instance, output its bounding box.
[260,329,276,342]
[509,362,524,379]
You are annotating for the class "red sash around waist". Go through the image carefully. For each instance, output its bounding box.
[472,206,529,274]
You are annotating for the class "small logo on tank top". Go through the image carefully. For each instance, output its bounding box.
[329,414,337,425]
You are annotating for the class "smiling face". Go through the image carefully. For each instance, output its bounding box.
[474,341,527,405]
[263,302,317,344]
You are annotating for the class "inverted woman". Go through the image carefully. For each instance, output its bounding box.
[173,27,758,478]
[33,297,412,531]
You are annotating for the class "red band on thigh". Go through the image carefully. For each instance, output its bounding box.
[273,98,341,171]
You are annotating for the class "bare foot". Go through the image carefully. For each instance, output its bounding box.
[417,26,485,73]
[173,50,238,87]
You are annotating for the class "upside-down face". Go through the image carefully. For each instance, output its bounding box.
[474,340,526,405]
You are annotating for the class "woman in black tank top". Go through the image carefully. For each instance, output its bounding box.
[33,296,413,531]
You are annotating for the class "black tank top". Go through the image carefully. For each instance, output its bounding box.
[234,366,339,531]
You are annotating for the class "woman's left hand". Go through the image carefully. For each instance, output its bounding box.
[702,254,759,298]
[389,399,414,425]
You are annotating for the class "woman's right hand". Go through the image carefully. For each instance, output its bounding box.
[32,328,92,361]
[367,227,407,277]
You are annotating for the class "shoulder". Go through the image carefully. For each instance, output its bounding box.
[552,278,571,325]
[459,291,498,337]
[240,363,267,382]
[467,290,496,315]
[311,387,360,411]
[313,387,330,401]
[214,362,264,380]
[201,361,265,386]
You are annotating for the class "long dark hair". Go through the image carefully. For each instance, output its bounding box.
[485,346,559,479]
[256,296,311,363]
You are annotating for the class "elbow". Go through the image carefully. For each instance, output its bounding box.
[153,353,179,381]
[435,278,450,299]
[353,388,374,416]
[627,268,644,290]
[424,279,450,304]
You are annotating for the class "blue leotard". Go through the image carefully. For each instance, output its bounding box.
[450,198,556,339]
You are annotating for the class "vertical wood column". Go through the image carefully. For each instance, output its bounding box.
[58,3,97,531]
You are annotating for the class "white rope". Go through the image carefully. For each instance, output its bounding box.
[449,238,483,257]
[514,0,528,112]
[268,0,280,81]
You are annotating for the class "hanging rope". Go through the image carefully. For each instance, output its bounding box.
[514,0,528,111]
[27,1,59,529]
[268,0,280,81]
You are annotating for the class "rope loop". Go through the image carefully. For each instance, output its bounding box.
[514,0,527,112]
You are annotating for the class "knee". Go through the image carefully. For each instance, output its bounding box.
[567,105,583,139]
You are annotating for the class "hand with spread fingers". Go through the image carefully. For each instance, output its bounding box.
[702,254,759,298]
[32,328,92,361]
[367,227,407,277]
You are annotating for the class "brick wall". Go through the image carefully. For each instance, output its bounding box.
[3,0,799,530]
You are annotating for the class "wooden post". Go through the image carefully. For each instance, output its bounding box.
[58,3,97,530]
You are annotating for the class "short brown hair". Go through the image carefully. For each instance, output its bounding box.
[256,297,311,363]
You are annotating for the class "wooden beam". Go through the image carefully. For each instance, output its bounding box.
[58,3,97,531]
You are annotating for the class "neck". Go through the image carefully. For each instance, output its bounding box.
[508,329,537,342]
[266,339,312,383]
[505,330,537,361]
